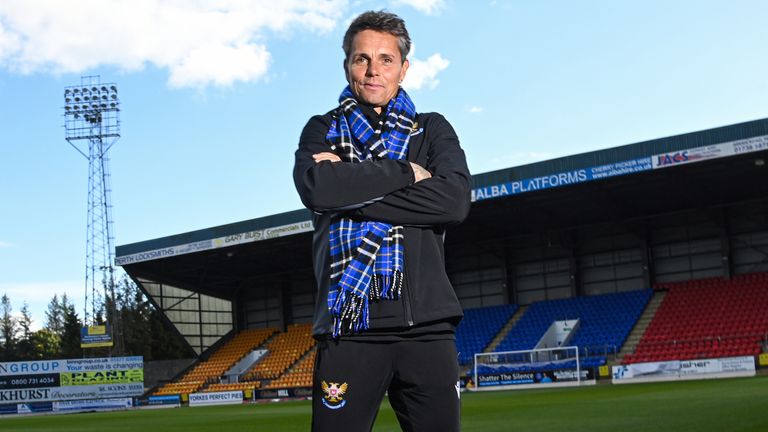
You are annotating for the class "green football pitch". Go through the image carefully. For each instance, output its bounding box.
[3,376,767,432]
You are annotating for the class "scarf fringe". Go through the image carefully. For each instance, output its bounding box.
[331,289,369,337]
[372,270,403,301]
[331,270,404,337]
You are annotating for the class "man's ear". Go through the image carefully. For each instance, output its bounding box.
[400,59,410,83]
[343,58,350,83]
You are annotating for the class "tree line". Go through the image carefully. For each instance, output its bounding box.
[0,276,190,362]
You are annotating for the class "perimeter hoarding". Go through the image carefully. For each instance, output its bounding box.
[0,357,144,403]
[611,356,755,384]
[188,390,243,407]
[476,368,595,387]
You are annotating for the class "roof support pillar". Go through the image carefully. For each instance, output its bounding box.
[280,274,292,332]
[503,246,517,305]
[716,208,733,280]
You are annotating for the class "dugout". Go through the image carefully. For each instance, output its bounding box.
[116,118,768,356]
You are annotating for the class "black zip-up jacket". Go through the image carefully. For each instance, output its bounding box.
[294,107,471,338]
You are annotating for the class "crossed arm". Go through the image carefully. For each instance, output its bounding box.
[293,113,471,227]
[313,151,433,183]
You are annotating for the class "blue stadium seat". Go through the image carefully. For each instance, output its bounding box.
[494,290,652,367]
[455,304,518,365]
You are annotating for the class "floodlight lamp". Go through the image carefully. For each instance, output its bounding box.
[74,97,81,102]
[65,89,71,95]
[100,103,107,108]
[102,95,108,100]
[73,105,80,110]
[73,88,80,94]
[111,94,117,100]
[110,85,117,92]
[110,103,116,108]
[84,96,90,102]
[101,86,107,92]
[81,87,89,93]
[65,97,71,103]
[65,106,71,111]
[92,86,98,92]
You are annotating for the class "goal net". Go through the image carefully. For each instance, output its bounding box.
[472,346,587,390]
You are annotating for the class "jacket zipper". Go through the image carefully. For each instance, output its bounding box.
[403,122,420,328]
[403,249,414,326]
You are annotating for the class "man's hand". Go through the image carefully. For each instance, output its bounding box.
[313,152,341,163]
[410,162,431,183]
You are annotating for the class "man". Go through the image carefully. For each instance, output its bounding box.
[293,10,471,432]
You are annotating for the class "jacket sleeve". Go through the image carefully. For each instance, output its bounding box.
[293,114,416,212]
[349,113,471,226]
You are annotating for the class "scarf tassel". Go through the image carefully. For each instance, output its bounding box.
[331,289,369,337]
[331,270,403,337]
[373,270,403,300]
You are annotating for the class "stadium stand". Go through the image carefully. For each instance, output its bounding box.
[242,323,315,382]
[152,272,767,394]
[495,290,653,368]
[456,304,518,365]
[264,348,316,389]
[623,273,768,364]
[153,327,276,396]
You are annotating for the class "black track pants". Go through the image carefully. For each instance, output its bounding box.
[311,338,461,432]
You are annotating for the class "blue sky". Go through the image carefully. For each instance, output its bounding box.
[2,0,768,330]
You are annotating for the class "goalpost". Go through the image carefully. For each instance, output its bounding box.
[472,346,592,390]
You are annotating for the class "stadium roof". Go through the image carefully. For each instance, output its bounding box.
[116,117,768,353]
[117,116,768,266]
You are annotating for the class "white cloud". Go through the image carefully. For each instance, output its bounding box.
[467,106,483,114]
[0,241,13,248]
[391,0,445,15]
[0,0,346,88]
[402,47,449,91]
[168,42,271,88]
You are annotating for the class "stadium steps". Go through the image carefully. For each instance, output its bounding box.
[142,330,239,397]
[484,305,528,354]
[242,324,315,381]
[615,290,666,363]
[149,328,278,397]
[193,330,285,391]
[460,305,527,376]
[262,345,317,389]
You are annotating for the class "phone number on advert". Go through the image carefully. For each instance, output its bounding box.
[10,376,56,386]
[734,139,768,154]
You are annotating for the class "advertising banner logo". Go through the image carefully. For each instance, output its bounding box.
[60,369,143,386]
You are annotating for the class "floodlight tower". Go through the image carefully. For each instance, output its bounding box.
[63,75,122,354]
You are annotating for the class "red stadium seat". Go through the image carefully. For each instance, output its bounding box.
[626,273,768,364]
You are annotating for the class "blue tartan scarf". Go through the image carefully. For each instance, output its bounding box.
[326,86,417,337]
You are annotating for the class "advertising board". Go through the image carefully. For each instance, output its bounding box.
[471,134,768,203]
[477,368,594,387]
[612,356,755,384]
[0,357,144,403]
[80,325,114,348]
[188,391,243,407]
[53,397,133,413]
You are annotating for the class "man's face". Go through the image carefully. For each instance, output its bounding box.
[345,29,409,113]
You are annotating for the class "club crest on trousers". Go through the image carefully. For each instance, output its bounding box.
[321,381,348,409]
